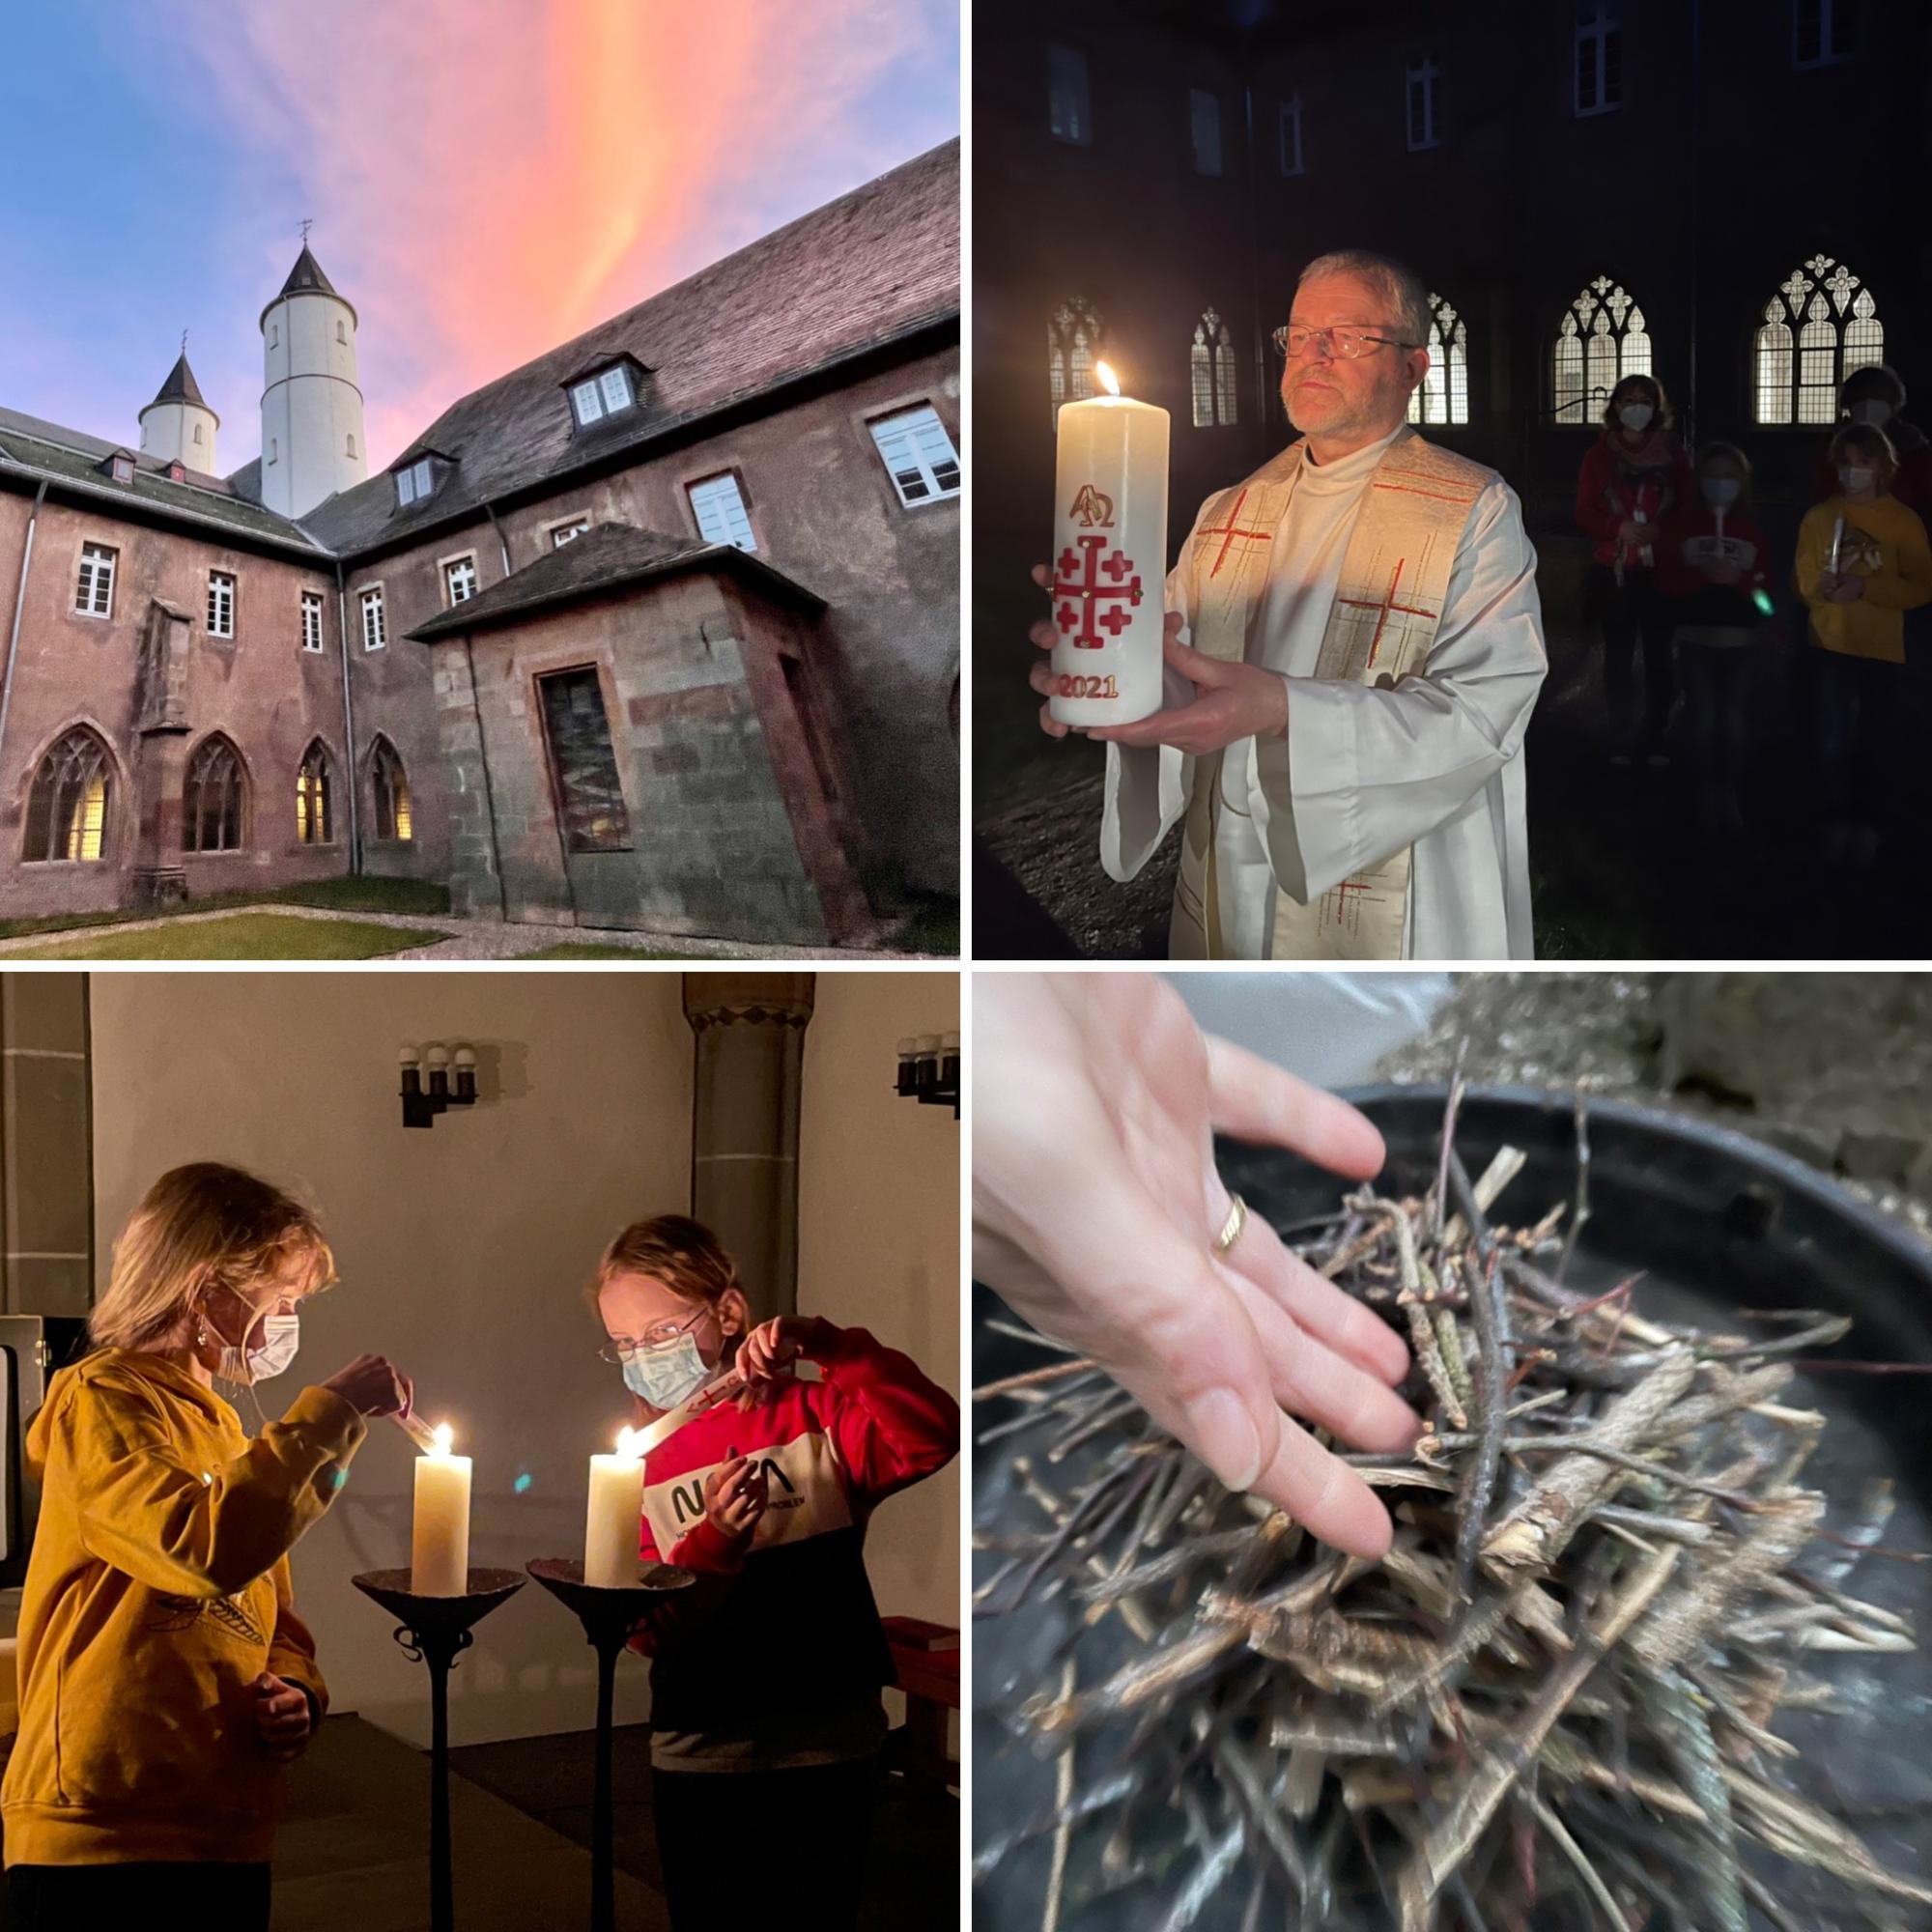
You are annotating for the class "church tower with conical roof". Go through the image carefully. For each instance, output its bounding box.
[260,242,367,519]
[138,351,219,472]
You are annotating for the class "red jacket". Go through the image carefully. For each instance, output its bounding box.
[1656,501,1770,601]
[1576,431,1693,570]
[629,1322,957,1735]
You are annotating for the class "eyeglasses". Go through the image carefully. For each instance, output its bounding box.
[1272,325,1418,361]
[598,1304,709,1363]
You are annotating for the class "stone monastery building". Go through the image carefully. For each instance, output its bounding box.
[0,141,959,946]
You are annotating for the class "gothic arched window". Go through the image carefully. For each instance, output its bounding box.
[1407,292,1470,427]
[184,736,245,853]
[370,737,412,842]
[1754,255,1883,426]
[1049,298,1105,428]
[1191,310,1237,427]
[297,742,334,845]
[24,727,111,863]
[1552,277,1653,425]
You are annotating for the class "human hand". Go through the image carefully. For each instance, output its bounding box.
[1617,519,1650,547]
[739,1316,824,1392]
[1832,573,1866,603]
[255,1671,313,1763]
[702,1453,769,1543]
[972,975,1420,1559]
[1070,616,1288,754]
[320,1353,413,1419]
[1028,563,1074,739]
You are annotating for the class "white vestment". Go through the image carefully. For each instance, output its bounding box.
[1099,425,1548,959]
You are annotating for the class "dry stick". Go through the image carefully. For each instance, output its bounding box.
[1528,1790,1626,1930]
[1431,1037,1469,1244]
[975,1357,1098,1400]
[1557,1090,1592,1285]
[1041,1658,1076,1932]
[1454,1250,1510,1600]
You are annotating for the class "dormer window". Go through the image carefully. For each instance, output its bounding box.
[395,456,436,508]
[167,462,186,483]
[110,454,134,484]
[568,361,639,429]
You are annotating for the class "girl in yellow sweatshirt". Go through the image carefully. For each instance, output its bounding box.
[1795,423,1932,865]
[1,1164,415,1932]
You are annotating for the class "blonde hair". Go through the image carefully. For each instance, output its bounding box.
[89,1163,335,1354]
[588,1213,740,1315]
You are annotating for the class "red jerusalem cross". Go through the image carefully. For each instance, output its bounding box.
[1053,533,1145,649]
[1328,879,1378,926]
[1197,487,1274,580]
[1333,557,1439,669]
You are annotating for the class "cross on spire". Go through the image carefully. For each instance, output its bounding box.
[181,328,188,355]
[299,217,314,244]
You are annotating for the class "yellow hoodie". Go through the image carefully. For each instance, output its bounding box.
[1,1350,365,1866]
[1794,493,1932,663]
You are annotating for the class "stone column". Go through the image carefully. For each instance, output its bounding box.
[682,974,813,1323]
[0,975,92,1316]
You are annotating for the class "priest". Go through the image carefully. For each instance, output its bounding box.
[1030,250,1548,959]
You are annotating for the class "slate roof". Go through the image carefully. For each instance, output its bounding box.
[405,520,822,642]
[144,352,213,417]
[300,138,959,556]
[263,245,355,327]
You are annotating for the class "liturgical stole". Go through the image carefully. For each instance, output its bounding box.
[1179,433,1487,960]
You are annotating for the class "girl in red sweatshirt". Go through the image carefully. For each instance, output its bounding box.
[1657,440,1771,838]
[1575,373,1693,765]
[589,1214,958,1932]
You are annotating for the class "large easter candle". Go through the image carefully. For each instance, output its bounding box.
[411,1423,471,1596]
[1049,362,1170,726]
[583,1427,646,1588]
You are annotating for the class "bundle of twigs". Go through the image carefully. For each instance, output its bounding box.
[972,1079,1931,1932]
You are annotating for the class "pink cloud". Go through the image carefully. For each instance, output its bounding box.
[159,0,952,470]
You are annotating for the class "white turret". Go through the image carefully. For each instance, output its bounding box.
[260,243,367,518]
[138,351,219,472]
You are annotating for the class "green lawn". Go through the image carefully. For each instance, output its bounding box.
[519,943,677,960]
[0,874,450,943]
[7,914,444,960]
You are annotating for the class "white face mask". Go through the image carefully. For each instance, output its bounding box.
[1849,399,1893,427]
[622,1331,714,1411]
[207,1292,299,1384]
[1839,467,1876,496]
[1701,478,1741,508]
[1617,402,1654,432]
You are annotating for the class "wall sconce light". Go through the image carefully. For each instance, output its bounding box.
[895,1032,959,1119]
[401,1043,478,1129]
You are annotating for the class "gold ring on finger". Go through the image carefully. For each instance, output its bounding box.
[1211,1194,1248,1257]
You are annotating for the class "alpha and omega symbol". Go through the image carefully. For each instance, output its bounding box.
[1067,483,1116,528]
[1053,534,1145,650]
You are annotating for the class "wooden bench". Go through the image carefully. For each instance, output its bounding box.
[882,1614,958,1784]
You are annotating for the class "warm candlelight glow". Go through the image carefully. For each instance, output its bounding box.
[431,1422,453,1457]
[1096,361,1121,397]
[615,1426,643,1460]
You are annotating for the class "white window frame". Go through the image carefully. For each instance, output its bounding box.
[1406,55,1442,151]
[547,515,592,550]
[359,583,387,652]
[1575,3,1623,116]
[74,543,116,620]
[598,365,633,412]
[442,553,480,606]
[395,457,434,507]
[207,571,236,639]
[1794,0,1856,68]
[867,406,960,508]
[1047,43,1091,145]
[300,590,325,654]
[686,472,757,553]
[570,379,604,426]
[1279,94,1304,176]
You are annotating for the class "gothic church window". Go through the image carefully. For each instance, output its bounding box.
[1049,298,1105,428]
[1754,255,1882,426]
[1406,56,1442,151]
[1190,311,1237,428]
[1552,277,1652,424]
[1189,89,1223,176]
[370,737,412,841]
[184,736,244,853]
[1408,293,1470,426]
[1575,3,1623,116]
[1048,44,1091,144]
[300,591,325,653]
[74,543,116,619]
[688,473,756,552]
[868,406,961,505]
[538,668,632,853]
[360,585,387,651]
[207,572,236,639]
[296,743,334,844]
[1795,0,1857,67]
[24,728,110,863]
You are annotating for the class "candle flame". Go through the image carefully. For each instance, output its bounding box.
[431,1422,453,1457]
[1096,361,1121,398]
[616,1425,644,1460]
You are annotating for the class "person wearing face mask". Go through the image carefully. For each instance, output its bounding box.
[1658,442,1771,838]
[1576,373,1693,766]
[1,1163,413,1932]
[589,1214,957,1931]
[1810,365,1932,515]
[1795,423,1932,867]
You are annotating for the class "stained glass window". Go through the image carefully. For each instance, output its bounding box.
[184,737,244,853]
[1049,298,1105,428]
[1754,256,1882,426]
[1190,310,1236,428]
[1552,277,1653,425]
[297,743,334,845]
[539,669,632,854]
[1407,293,1470,427]
[371,737,412,842]
[24,728,110,863]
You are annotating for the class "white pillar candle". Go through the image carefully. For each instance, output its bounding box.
[1049,362,1170,727]
[411,1423,471,1597]
[584,1426,646,1588]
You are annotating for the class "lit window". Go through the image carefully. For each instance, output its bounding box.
[1407,293,1471,427]
[1755,255,1882,425]
[538,668,632,852]
[1552,277,1652,425]
[570,364,638,429]
[687,474,755,552]
[1279,95,1304,176]
[1048,298,1105,429]
[24,728,111,863]
[300,591,325,653]
[1047,44,1091,144]
[445,556,478,605]
[1189,89,1222,176]
[1406,56,1442,151]
[74,544,116,618]
[1576,4,1623,115]
[371,737,412,840]
[296,743,334,844]
[207,572,236,639]
[867,407,960,507]
[395,457,434,508]
[1795,0,1857,67]
[1190,310,1237,428]
[551,519,591,550]
[360,585,387,651]
[184,737,244,852]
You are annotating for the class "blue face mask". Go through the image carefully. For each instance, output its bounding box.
[622,1331,713,1410]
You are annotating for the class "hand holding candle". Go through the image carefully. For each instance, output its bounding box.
[411,1423,471,1597]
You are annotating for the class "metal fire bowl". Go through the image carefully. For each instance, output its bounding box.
[972,1086,1932,1930]
[351,1567,528,1636]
